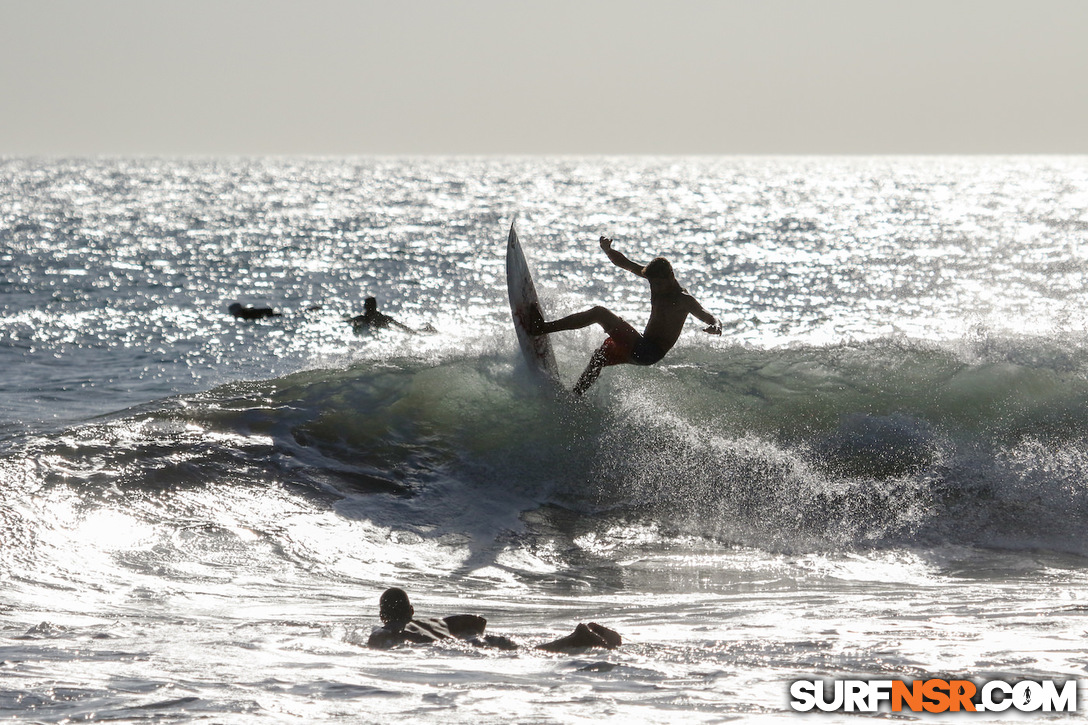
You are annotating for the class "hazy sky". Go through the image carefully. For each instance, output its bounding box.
[2,0,1086,155]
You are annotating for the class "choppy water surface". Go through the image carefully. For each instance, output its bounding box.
[2,157,1088,722]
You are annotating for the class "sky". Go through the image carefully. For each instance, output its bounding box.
[1,0,1086,155]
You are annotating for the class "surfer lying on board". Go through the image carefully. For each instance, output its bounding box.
[228,302,281,320]
[529,236,722,395]
[366,587,622,652]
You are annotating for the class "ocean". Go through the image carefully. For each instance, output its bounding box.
[2,156,1087,722]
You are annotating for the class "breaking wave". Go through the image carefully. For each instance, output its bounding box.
[5,333,1088,563]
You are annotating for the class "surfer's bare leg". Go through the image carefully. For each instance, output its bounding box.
[572,345,609,396]
[530,305,628,337]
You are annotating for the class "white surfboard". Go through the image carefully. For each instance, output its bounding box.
[505,222,561,388]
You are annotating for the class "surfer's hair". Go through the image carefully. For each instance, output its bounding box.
[364,297,377,311]
[379,587,414,623]
[643,257,674,280]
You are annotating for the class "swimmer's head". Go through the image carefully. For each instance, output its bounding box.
[379,587,414,624]
[365,297,377,312]
[642,257,674,280]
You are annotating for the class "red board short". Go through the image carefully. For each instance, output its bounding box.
[598,328,666,367]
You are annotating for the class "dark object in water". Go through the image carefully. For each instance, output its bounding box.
[228,302,281,320]
[365,587,621,652]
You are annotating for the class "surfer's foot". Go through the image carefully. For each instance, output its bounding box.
[527,304,546,336]
[587,622,621,648]
[535,622,620,652]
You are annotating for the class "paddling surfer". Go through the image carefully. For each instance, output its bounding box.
[366,587,621,652]
[348,297,436,334]
[529,236,722,395]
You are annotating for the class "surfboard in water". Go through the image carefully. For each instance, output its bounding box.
[505,222,561,388]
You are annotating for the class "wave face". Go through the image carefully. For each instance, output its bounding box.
[8,334,1088,567]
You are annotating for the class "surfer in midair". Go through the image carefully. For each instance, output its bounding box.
[529,236,722,395]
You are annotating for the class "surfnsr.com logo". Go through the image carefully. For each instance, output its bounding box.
[789,679,1079,713]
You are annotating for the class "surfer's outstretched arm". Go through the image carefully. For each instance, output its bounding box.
[684,293,723,335]
[599,236,645,277]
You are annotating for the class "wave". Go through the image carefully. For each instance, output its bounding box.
[5,334,1088,558]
